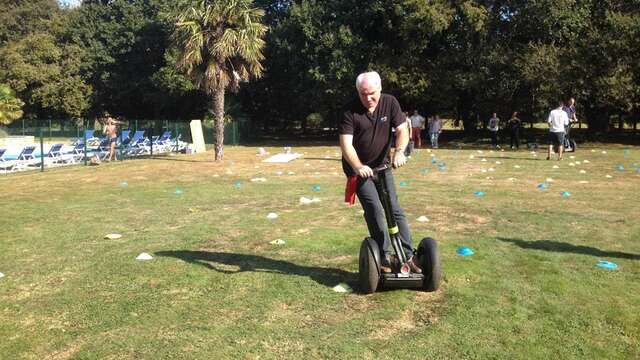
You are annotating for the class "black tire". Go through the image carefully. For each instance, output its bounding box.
[359,237,380,294]
[418,237,441,291]
[568,139,576,152]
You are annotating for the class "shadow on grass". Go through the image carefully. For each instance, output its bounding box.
[156,250,358,289]
[303,157,341,162]
[497,237,640,260]
[146,157,217,163]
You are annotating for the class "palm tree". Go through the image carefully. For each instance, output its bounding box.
[0,84,24,125]
[172,0,267,160]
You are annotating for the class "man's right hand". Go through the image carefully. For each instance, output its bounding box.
[356,165,374,178]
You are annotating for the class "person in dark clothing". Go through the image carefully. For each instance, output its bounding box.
[508,112,521,150]
[339,71,421,274]
[488,113,500,148]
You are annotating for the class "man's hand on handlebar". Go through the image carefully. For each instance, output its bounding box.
[393,151,407,169]
[357,165,374,178]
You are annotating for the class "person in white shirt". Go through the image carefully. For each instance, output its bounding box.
[547,100,569,160]
[409,110,425,148]
[488,113,500,148]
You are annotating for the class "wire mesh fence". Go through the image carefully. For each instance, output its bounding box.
[0,119,241,174]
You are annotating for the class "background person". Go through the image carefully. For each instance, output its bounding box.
[428,115,442,149]
[102,117,118,161]
[563,97,578,143]
[488,112,500,148]
[508,112,521,150]
[404,111,413,156]
[409,110,425,148]
[547,100,569,160]
[339,71,421,274]
[563,97,578,124]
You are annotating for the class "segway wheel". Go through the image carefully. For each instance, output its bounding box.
[568,139,576,152]
[418,237,441,291]
[359,237,381,294]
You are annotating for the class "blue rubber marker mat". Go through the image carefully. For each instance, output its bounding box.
[537,182,548,190]
[474,191,485,197]
[596,260,618,270]
[457,247,475,256]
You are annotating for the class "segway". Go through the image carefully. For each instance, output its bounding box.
[358,165,441,293]
[563,122,577,152]
[553,122,577,153]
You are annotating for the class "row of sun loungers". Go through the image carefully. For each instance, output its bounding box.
[1,129,188,174]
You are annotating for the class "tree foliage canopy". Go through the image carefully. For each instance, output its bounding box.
[0,0,637,133]
[0,84,24,125]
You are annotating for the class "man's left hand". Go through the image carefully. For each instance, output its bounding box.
[393,151,407,168]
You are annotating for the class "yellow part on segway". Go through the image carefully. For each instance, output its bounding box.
[388,226,399,235]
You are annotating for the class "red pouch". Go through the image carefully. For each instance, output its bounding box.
[344,175,358,205]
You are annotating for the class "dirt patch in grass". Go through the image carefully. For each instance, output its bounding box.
[413,289,446,326]
[369,310,417,339]
[410,205,490,233]
[45,337,85,360]
[367,289,445,339]
[343,293,376,313]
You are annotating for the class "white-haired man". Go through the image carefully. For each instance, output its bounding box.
[339,71,421,274]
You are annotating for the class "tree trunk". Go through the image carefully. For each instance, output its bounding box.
[584,104,608,133]
[212,84,225,161]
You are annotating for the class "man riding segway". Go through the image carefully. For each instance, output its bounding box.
[339,71,419,275]
[340,72,441,294]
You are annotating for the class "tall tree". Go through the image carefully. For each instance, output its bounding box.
[65,0,195,119]
[0,32,92,119]
[0,0,60,46]
[172,0,267,160]
[0,84,24,125]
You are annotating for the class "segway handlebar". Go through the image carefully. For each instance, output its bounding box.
[372,164,389,175]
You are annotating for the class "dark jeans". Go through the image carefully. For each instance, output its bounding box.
[510,130,520,149]
[356,168,414,258]
[490,130,498,147]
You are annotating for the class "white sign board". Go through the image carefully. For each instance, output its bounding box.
[189,120,206,153]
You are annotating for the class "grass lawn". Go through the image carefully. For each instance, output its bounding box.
[1,143,639,359]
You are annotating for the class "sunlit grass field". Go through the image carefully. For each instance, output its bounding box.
[1,143,639,359]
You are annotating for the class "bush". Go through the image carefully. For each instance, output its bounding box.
[305,113,324,130]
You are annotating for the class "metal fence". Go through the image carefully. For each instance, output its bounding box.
[1,119,241,174]
[4,119,242,144]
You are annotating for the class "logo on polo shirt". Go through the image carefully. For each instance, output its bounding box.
[380,116,387,123]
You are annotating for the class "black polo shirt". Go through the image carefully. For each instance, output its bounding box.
[339,93,405,176]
